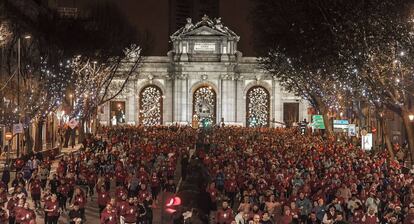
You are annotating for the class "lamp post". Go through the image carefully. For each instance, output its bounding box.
[56,110,65,153]
[16,34,31,157]
[5,132,15,166]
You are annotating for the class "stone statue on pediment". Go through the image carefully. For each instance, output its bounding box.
[214,17,237,37]
[184,18,194,32]
[214,17,226,33]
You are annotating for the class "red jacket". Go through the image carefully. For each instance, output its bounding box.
[7,198,18,217]
[121,204,138,223]
[57,184,69,197]
[115,187,127,201]
[15,207,35,224]
[116,200,129,215]
[216,208,234,224]
[30,179,42,195]
[44,200,60,217]
[74,194,86,208]
[100,209,118,224]
[98,191,110,206]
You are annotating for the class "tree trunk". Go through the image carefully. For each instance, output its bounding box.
[24,127,33,155]
[78,118,86,145]
[402,110,414,163]
[34,119,44,152]
[64,127,70,147]
[314,96,333,137]
[381,118,394,159]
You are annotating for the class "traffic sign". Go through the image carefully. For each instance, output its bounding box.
[312,115,325,129]
[68,118,79,129]
[12,123,23,134]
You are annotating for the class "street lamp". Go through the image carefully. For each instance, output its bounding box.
[5,132,14,165]
[409,114,414,121]
[16,33,31,157]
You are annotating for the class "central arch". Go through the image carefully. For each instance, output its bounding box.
[192,85,217,126]
[246,86,270,127]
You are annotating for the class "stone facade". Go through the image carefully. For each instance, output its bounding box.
[98,16,308,127]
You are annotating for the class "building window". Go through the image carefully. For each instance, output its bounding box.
[246,86,270,127]
[110,101,126,126]
[57,7,79,18]
[193,86,216,126]
[139,85,163,126]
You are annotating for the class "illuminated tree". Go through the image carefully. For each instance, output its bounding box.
[334,0,414,160]
[71,44,141,139]
[252,0,359,135]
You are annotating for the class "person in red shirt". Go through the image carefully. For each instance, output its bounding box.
[138,184,150,203]
[115,185,128,201]
[7,193,19,224]
[206,182,218,211]
[14,198,26,224]
[280,206,293,224]
[100,203,118,224]
[44,194,60,224]
[0,185,7,207]
[97,185,110,214]
[115,168,126,187]
[121,197,138,224]
[72,187,86,220]
[216,201,234,224]
[16,202,36,224]
[29,175,42,209]
[87,172,97,197]
[404,206,414,224]
[224,175,238,208]
[362,207,380,224]
[66,174,76,202]
[0,202,8,223]
[57,178,69,212]
[150,172,160,202]
[116,194,129,217]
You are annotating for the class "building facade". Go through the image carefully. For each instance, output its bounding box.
[98,16,308,127]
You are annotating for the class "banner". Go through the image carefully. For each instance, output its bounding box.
[348,124,356,137]
[362,133,373,150]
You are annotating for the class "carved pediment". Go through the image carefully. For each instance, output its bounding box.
[171,15,239,41]
[185,26,227,36]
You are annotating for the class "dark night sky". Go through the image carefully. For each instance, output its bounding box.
[111,0,255,56]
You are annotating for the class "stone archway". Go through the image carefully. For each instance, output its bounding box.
[192,85,217,126]
[246,86,270,127]
[139,85,163,125]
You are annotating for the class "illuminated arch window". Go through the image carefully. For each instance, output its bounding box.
[193,86,217,126]
[139,85,163,125]
[246,86,270,127]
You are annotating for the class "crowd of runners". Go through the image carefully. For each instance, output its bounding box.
[0,126,412,224]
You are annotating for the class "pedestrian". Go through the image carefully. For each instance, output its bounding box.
[28,175,41,209]
[100,203,118,224]
[44,194,60,224]
[68,203,83,224]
